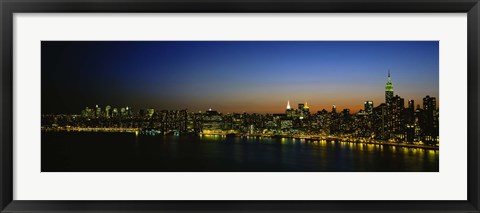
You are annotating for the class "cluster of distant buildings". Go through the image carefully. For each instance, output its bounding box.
[42,71,439,146]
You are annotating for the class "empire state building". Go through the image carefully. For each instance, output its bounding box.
[385,70,394,104]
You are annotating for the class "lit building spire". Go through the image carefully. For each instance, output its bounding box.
[387,69,391,83]
[286,100,291,110]
[304,102,309,109]
[385,69,394,103]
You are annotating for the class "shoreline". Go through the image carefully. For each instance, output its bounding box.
[42,129,439,150]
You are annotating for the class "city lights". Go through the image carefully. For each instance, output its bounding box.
[41,71,439,148]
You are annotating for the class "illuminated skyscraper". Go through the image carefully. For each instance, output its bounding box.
[81,107,93,118]
[120,107,126,117]
[298,103,305,118]
[105,105,111,118]
[423,95,438,144]
[390,95,405,140]
[126,106,132,117]
[385,70,394,104]
[384,70,396,139]
[303,102,310,116]
[364,101,373,114]
[112,108,119,117]
[95,104,101,118]
[146,108,155,118]
[286,100,294,118]
[406,100,415,125]
[330,105,339,134]
[405,100,415,142]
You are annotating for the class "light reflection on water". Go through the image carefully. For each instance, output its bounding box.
[42,132,439,172]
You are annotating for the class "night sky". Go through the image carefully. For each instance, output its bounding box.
[41,41,439,114]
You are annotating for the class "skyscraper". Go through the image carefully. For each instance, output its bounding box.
[390,95,405,140]
[423,95,438,144]
[81,107,93,118]
[385,70,394,104]
[112,108,118,117]
[373,103,388,139]
[298,103,305,111]
[286,100,294,118]
[95,104,101,118]
[364,101,373,114]
[406,100,415,125]
[146,108,155,118]
[298,103,305,118]
[303,102,310,116]
[105,105,111,118]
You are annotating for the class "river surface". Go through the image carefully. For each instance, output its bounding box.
[42,132,439,172]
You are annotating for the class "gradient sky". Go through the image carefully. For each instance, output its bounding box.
[41,41,439,114]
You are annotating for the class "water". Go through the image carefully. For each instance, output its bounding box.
[41,132,439,172]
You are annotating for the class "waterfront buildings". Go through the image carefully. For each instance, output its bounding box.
[42,70,439,145]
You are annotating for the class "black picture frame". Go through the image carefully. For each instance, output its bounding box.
[1,0,479,212]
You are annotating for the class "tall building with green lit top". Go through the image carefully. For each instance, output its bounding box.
[385,70,394,104]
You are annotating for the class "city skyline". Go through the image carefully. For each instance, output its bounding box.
[44,70,438,115]
[42,41,439,114]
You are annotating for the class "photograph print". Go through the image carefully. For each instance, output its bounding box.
[41,41,439,172]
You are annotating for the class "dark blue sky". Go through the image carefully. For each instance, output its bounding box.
[41,41,439,114]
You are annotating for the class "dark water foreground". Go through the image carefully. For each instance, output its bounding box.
[41,132,439,172]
